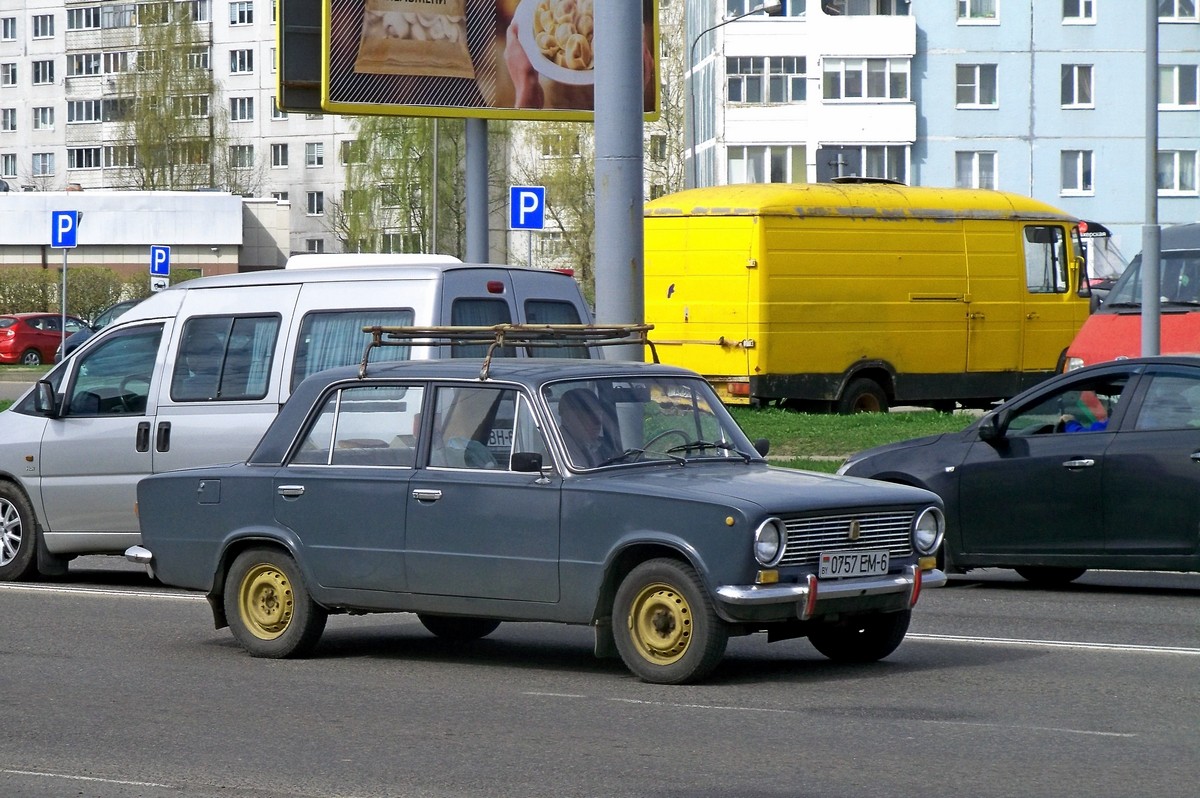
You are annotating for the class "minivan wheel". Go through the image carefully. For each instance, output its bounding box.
[20,349,42,366]
[224,547,327,658]
[837,378,888,414]
[0,483,40,582]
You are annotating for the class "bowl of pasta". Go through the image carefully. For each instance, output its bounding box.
[514,0,595,86]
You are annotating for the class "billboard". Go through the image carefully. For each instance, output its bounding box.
[321,0,659,121]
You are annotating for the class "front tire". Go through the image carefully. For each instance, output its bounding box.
[417,614,501,641]
[1014,566,1087,586]
[224,547,327,658]
[613,558,728,685]
[808,610,911,663]
[0,483,39,582]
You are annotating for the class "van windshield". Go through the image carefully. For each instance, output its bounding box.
[1105,249,1200,309]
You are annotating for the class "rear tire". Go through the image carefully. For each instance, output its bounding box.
[20,349,42,366]
[808,610,911,663]
[837,378,888,414]
[224,547,327,658]
[1014,566,1087,586]
[0,483,40,582]
[417,614,501,641]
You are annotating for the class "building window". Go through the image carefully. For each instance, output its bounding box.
[68,100,102,123]
[1,64,16,87]
[67,7,102,30]
[271,143,288,167]
[957,0,997,22]
[32,106,54,130]
[101,4,136,28]
[306,191,324,215]
[380,232,422,253]
[956,64,998,107]
[229,96,254,121]
[649,183,667,199]
[229,144,254,169]
[728,145,808,183]
[1062,0,1095,22]
[955,151,997,189]
[104,144,136,167]
[728,56,807,104]
[1,108,15,131]
[189,0,211,23]
[0,18,15,41]
[1061,64,1094,108]
[340,139,366,164]
[823,57,908,101]
[32,14,55,38]
[229,49,254,74]
[32,152,55,176]
[1159,65,1199,108]
[68,147,102,170]
[230,1,254,25]
[731,0,806,13]
[305,142,324,167]
[1159,0,1199,20]
[1061,150,1094,195]
[0,153,15,177]
[271,96,287,119]
[178,94,209,117]
[188,48,210,70]
[540,133,580,158]
[271,190,288,201]
[103,52,131,74]
[33,61,55,85]
[1158,151,1198,194]
[306,238,325,253]
[650,134,666,161]
[270,47,276,73]
[68,53,102,76]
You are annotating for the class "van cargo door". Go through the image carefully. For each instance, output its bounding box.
[963,221,1022,372]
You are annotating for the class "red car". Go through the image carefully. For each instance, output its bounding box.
[0,313,88,366]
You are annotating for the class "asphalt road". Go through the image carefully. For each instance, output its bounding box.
[1,560,1198,798]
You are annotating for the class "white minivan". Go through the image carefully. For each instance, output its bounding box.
[0,262,593,580]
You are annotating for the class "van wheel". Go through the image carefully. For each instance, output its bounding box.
[20,349,42,366]
[837,378,888,414]
[224,547,327,658]
[0,483,40,582]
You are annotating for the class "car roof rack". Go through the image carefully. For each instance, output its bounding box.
[358,323,659,380]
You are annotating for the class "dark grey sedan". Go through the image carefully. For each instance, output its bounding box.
[130,351,945,684]
[840,356,1200,586]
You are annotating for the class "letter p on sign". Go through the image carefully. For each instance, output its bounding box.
[509,186,546,231]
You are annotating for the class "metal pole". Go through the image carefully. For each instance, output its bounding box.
[1141,1,1160,356]
[61,249,67,354]
[465,118,488,263]
[431,119,439,253]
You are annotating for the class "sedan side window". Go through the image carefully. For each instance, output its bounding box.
[1134,374,1200,431]
[292,384,422,467]
[1005,376,1129,435]
[427,385,518,469]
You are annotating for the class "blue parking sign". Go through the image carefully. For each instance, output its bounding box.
[510,186,546,230]
[150,245,171,277]
[51,210,79,249]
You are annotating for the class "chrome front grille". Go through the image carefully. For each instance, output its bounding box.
[778,510,914,567]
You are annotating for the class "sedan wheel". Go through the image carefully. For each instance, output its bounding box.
[1014,566,1087,586]
[417,614,501,641]
[224,547,327,658]
[20,349,42,366]
[807,610,911,663]
[0,484,39,582]
[613,558,728,684]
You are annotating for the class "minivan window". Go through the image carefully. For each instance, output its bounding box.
[172,315,281,402]
[291,309,415,389]
[525,298,587,358]
[451,298,514,358]
[66,324,163,416]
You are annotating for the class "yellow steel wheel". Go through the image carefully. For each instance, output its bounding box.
[238,564,294,640]
[627,582,693,665]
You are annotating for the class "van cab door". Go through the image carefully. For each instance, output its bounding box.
[1018,224,1080,371]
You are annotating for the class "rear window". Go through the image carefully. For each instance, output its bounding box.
[525,299,587,358]
[291,308,415,389]
[451,298,514,358]
[0,318,15,329]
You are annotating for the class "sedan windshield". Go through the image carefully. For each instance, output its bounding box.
[544,376,759,469]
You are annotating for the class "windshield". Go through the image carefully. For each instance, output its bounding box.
[543,376,760,470]
[1105,249,1200,307]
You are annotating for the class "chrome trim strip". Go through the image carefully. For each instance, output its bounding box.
[716,568,947,606]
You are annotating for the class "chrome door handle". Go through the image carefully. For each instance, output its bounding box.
[277,485,305,498]
[412,489,442,502]
[1062,458,1095,469]
[1190,452,1200,462]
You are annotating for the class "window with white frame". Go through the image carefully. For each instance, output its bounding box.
[68,100,101,123]
[178,94,209,117]
[188,0,210,23]
[1062,0,1095,22]
[229,49,254,74]
[1159,0,1199,21]
[271,190,288,201]
[270,143,288,167]
[188,47,210,70]
[957,0,997,22]
[728,145,808,184]
[540,133,580,158]
[104,144,135,167]
[728,56,807,104]
[1,108,15,131]
[305,142,324,167]
[380,232,422,253]
[1061,149,1094,194]
[340,139,366,164]
[1159,65,1199,107]
[823,57,908,100]
[1,64,15,87]
[229,144,254,169]
[306,191,324,215]
[270,47,276,73]
[306,238,325,253]
[68,147,102,170]
[650,134,666,161]
[32,106,54,130]
[0,152,14,177]
[32,14,54,38]
[100,4,135,28]
[1061,64,1094,107]
[822,0,910,14]
[67,7,102,30]
[230,1,253,24]
[104,51,131,74]
[32,152,55,176]
[229,96,254,121]
[956,64,998,107]
[271,96,287,119]
[1,17,15,40]
[32,60,55,85]
[1158,150,1198,194]
[729,0,806,14]
[68,54,102,76]
[955,151,997,189]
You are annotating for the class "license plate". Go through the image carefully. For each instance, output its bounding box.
[818,549,889,579]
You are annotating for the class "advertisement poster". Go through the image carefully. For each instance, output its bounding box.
[321,0,659,120]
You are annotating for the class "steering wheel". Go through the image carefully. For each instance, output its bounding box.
[643,428,691,451]
[118,374,151,412]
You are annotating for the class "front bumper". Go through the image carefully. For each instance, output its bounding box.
[716,565,946,621]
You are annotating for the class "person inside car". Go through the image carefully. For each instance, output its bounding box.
[557,388,621,467]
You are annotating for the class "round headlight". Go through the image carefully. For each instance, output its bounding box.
[913,506,945,555]
[754,518,786,566]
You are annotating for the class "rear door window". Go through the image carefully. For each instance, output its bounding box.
[450,298,514,358]
[524,299,588,358]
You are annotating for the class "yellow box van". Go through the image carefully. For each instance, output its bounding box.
[644,183,1092,411]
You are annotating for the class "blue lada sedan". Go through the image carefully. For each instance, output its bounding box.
[130,344,945,684]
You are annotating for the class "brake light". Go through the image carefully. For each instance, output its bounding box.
[486,280,505,294]
[729,381,750,397]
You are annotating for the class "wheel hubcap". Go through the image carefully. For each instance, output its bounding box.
[239,564,294,640]
[628,582,692,664]
[0,499,22,568]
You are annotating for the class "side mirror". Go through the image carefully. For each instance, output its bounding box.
[33,379,60,418]
[977,412,1004,443]
[510,452,544,473]
[753,438,770,457]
